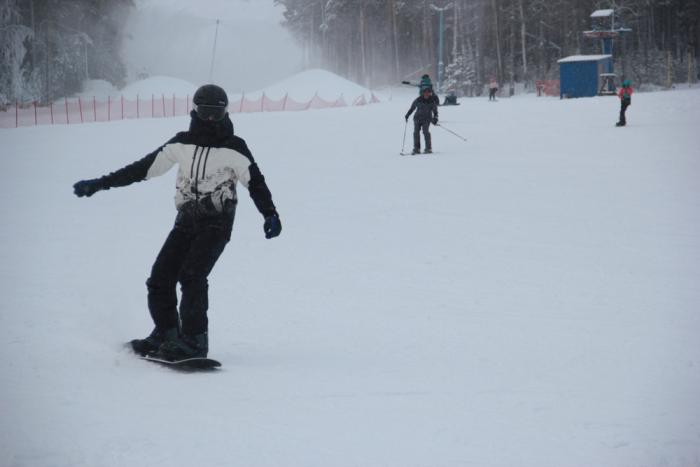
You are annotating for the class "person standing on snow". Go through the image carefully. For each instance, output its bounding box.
[616,79,634,127]
[418,74,433,94]
[488,78,498,101]
[72,84,282,361]
[418,74,441,106]
[405,87,439,155]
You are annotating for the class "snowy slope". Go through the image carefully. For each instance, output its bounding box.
[1,88,699,467]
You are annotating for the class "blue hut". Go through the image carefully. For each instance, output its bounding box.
[558,55,613,98]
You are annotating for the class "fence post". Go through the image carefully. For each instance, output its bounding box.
[15,100,18,128]
[282,93,288,111]
[239,92,244,112]
[306,92,317,110]
[186,94,190,114]
[65,97,69,124]
[34,101,37,125]
[137,94,140,119]
[121,95,124,120]
[151,94,154,118]
[78,97,84,123]
[50,101,54,124]
[172,94,175,116]
[108,96,111,121]
[162,94,165,118]
[93,96,97,122]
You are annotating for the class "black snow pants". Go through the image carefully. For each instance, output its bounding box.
[413,120,432,150]
[619,99,630,125]
[146,207,233,336]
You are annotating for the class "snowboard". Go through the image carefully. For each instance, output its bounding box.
[141,354,222,371]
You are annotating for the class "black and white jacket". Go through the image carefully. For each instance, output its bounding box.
[98,113,277,219]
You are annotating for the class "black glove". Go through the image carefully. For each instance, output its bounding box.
[432,117,438,125]
[263,212,282,239]
[73,178,105,197]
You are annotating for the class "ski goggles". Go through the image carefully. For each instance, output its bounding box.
[194,104,227,121]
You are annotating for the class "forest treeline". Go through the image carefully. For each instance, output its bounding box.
[276,0,700,94]
[2,1,699,105]
[1,0,132,106]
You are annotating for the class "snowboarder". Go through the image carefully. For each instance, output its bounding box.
[443,91,459,106]
[616,79,634,127]
[488,78,498,101]
[405,87,439,155]
[420,74,442,106]
[418,74,433,94]
[401,74,440,105]
[72,84,281,361]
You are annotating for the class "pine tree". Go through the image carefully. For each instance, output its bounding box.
[444,53,476,96]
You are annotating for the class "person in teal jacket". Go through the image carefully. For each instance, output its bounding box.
[616,79,634,127]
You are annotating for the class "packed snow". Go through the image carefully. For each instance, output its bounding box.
[1,85,699,467]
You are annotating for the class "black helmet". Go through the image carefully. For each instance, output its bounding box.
[193,84,228,121]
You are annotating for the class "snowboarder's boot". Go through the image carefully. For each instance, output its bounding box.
[130,327,178,356]
[155,332,209,361]
[424,148,433,154]
[615,121,626,127]
[412,148,421,155]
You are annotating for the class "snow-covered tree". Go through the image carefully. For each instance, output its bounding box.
[0,0,33,104]
[444,52,476,96]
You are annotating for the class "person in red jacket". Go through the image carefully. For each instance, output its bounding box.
[616,79,634,127]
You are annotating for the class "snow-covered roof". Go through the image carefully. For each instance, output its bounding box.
[558,54,612,63]
[591,9,614,18]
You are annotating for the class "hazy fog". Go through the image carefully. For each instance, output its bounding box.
[122,0,303,91]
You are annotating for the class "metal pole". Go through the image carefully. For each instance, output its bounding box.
[438,9,444,92]
[430,3,452,93]
[209,19,220,82]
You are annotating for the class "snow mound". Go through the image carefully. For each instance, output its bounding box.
[76,80,119,99]
[247,69,372,101]
[119,76,198,99]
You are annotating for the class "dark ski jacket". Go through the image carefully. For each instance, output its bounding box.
[95,112,277,219]
[405,96,438,123]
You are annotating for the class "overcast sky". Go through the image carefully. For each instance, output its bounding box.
[122,0,303,91]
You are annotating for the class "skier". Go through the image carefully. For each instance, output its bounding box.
[616,79,634,127]
[405,87,439,155]
[72,84,282,361]
[488,78,498,101]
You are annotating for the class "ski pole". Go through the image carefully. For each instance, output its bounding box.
[435,123,467,142]
[400,119,408,154]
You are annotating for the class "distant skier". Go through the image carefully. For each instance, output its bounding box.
[616,79,634,127]
[72,84,282,361]
[402,74,440,105]
[419,74,441,106]
[405,87,439,155]
[418,74,433,94]
[488,78,498,101]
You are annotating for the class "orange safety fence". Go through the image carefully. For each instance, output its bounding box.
[0,91,381,129]
[535,80,560,97]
